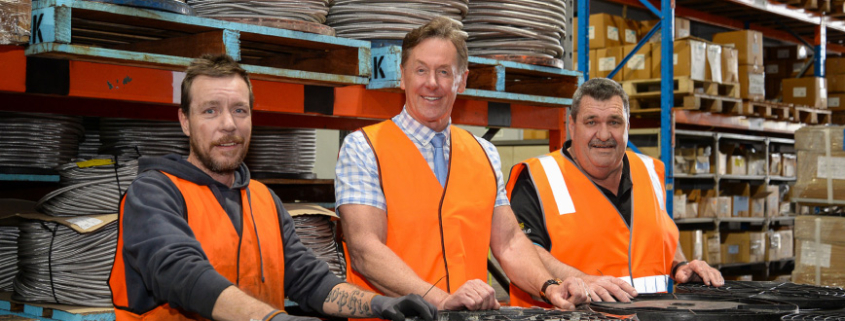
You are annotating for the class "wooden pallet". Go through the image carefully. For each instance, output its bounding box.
[367,46,582,108]
[0,293,114,321]
[27,0,370,86]
[746,100,793,121]
[792,106,833,124]
[622,77,740,98]
[629,93,744,115]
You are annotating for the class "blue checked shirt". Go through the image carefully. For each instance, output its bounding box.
[335,108,509,211]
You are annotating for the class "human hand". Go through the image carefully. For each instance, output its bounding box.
[371,294,437,321]
[269,313,322,321]
[581,275,637,303]
[543,277,590,310]
[437,279,499,311]
[674,260,724,287]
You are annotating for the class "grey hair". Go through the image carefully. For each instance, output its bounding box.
[570,78,630,121]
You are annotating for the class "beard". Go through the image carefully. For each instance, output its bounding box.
[190,134,249,175]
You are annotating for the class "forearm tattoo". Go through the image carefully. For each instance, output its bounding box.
[325,287,372,316]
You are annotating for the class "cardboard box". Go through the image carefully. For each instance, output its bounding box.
[694,146,711,174]
[623,19,639,45]
[782,153,796,177]
[700,190,731,218]
[673,192,688,219]
[750,185,773,218]
[653,38,707,81]
[766,45,809,61]
[725,183,751,217]
[768,229,794,261]
[738,64,765,100]
[596,46,624,80]
[828,74,845,93]
[712,30,764,66]
[722,47,739,84]
[573,14,624,49]
[827,57,845,75]
[728,155,747,175]
[623,43,653,80]
[686,202,699,218]
[722,232,767,264]
[747,147,766,176]
[782,77,828,109]
[769,153,782,176]
[767,185,780,218]
[0,0,31,45]
[641,17,690,42]
[793,216,845,287]
[704,231,721,265]
[706,44,723,83]
[680,230,704,261]
[829,93,845,108]
[674,147,694,174]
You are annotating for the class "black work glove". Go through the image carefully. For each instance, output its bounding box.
[371,294,437,321]
[269,313,321,321]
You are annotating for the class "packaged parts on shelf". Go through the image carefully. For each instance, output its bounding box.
[705,43,722,83]
[700,190,731,218]
[793,215,845,287]
[641,17,690,43]
[721,231,767,264]
[767,229,794,261]
[596,46,624,80]
[724,183,750,218]
[694,146,711,174]
[782,77,828,109]
[704,231,721,265]
[749,186,767,218]
[722,47,739,84]
[674,148,694,174]
[623,19,639,45]
[782,153,797,178]
[793,126,845,201]
[0,0,30,45]
[712,30,764,66]
[673,191,687,218]
[680,230,704,261]
[770,153,782,176]
[738,64,766,100]
[622,43,653,81]
[686,202,699,218]
[652,38,707,81]
[573,14,624,49]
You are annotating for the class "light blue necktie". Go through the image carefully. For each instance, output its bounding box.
[431,133,447,187]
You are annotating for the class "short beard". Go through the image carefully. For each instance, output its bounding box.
[190,136,249,175]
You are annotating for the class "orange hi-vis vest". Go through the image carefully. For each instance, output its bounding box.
[345,120,497,295]
[506,150,678,308]
[110,172,286,320]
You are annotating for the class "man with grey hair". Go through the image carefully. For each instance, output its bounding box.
[505,78,723,307]
[336,16,590,314]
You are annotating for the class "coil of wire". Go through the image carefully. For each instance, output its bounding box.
[78,130,101,160]
[0,226,19,292]
[246,127,316,178]
[36,159,139,217]
[464,0,566,59]
[327,0,469,40]
[292,215,345,279]
[187,0,331,23]
[99,118,188,159]
[0,112,83,173]
[13,221,117,307]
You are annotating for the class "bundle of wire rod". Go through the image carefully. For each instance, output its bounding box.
[188,0,330,23]
[99,118,188,159]
[0,226,19,292]
[246,127,316,178]
[292,214,345,279]
[36,159,139,216]
[13,221,117,307]
[0,112,83,173]
[327,0,469,40]
[464,0,566,59]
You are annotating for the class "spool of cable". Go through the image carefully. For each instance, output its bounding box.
[291,215,345,279]
[36,159,139,217]
[677,281,845,310]
[188,0,330,24]
[13,221,117,307]
[327,0,469,40]
[0,226,19,292]
[78,130,102,160]
[410,307,636,321]
[464,0,566,60]
[0,112,83,174]
[246,127,316,179]
[99,118,188,159]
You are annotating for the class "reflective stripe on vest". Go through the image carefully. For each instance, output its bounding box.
[345,120,497,296]
[618,274,670,294]
[536,155,575,215]
[110,173,286,320]
[506,150,678,308]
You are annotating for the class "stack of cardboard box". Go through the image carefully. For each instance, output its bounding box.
[713,30,765,100]
[794,215,845,287]
[764,45,810,100]
[827,58,845,124]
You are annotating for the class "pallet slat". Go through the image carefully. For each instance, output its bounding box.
[0,293,114,321]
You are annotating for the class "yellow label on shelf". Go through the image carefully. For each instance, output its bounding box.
[76,159,115,168]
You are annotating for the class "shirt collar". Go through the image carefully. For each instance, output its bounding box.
[393,106,451,146]
[561,140,632,196]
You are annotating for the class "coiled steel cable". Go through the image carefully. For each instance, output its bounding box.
[36,159,139,217]
[187,0,331,23]
[0,226,19,292]
[327,0,469,40]
[464,0,567,58]
[99,118,188,159]
[0,112,83,172]
[291,215,345,279]
[13,221,117,307]
[246,127,316,178]
[77,130,101,160]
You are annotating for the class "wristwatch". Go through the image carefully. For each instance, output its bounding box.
[539,278,563,304]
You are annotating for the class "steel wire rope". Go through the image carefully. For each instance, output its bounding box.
[327,0,469,40]
[291,215,345,279]
[187,0,331,23]
[464,0,567,59]
[0,227,19,291]
[99,118,188,159]
[36,159,139,216]
[246,127,317,178]
[0,112,83,171]
[12,221,117,307]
